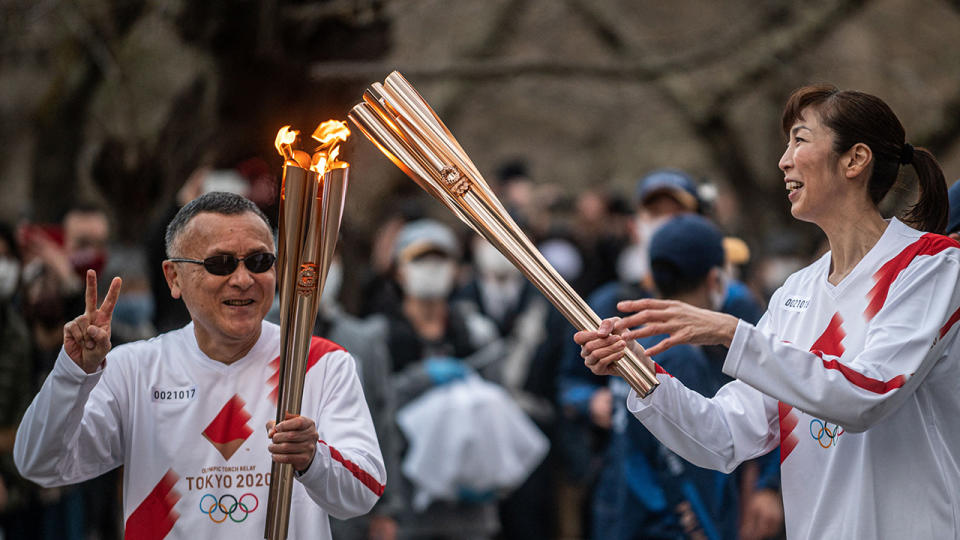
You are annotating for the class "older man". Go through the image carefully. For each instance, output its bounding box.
[14,192,384,539]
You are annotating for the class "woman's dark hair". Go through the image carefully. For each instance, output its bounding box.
[781,84,948,233]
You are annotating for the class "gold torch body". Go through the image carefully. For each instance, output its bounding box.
[264,162,349,540]
[348,72,659,398]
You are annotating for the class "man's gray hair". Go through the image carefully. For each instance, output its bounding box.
[165,191,273,257]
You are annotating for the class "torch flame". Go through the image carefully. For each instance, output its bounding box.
[276,120,350,173]
[274,126,299,163]
[311,120,351,147]
[310,152,326,173]
[309,120,351,173]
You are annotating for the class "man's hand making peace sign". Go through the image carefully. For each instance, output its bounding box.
[63,269,122,374]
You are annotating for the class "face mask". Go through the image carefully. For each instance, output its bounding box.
[320,259,343,307]
[709,269,729,312]
[70,248,107,277]
[636,214,670,245]
[113,292,155,327]
[617,215,670,284]
[616,244,647,284]
[401,258,456,299]
[474,240,518,279]
[480,273,523,322]
[0,257,20,299]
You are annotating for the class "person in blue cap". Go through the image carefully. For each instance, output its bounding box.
[592,214,740,540]
[555,169,699,538]
[636,169,701,213]
[559,168,779,539]
[616,169,701,288]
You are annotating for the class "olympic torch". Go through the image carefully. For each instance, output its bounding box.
[265,121,351,540]
[348,72,658,397]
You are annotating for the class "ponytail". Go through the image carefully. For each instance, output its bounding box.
[902,146,948,233]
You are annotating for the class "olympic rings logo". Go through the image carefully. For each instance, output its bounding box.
[199,493,259,523]
[809,419,844,449]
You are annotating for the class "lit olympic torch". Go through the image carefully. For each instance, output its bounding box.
[265,120,350,540]
[348,72,658,397]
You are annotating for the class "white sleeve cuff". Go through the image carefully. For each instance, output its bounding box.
[294,441,325,483]
[626,388,657,417]
[626,370,673,421]
[722,319,754,379]
[55,347,106,384]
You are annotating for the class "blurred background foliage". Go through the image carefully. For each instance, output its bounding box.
[2,0,959,257]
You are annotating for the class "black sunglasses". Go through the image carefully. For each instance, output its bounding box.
[168,252,276,276]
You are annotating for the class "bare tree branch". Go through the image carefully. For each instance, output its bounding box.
[283,0,385,23]
[429,0,534,122]
[563,0,869,243]
[702,0,869,114]
[917,89,960,162]
[310,57,663,82]
[310,0,868,96]
[58,0,124,79]
[562,0,796,78]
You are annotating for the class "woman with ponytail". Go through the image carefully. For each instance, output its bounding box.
[577,85,960,539]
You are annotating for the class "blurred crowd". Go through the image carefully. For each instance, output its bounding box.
[0,158,824,540]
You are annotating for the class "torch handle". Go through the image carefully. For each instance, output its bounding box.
[265,284,319,538]
[266,165,329,540]
[266,164,350,539]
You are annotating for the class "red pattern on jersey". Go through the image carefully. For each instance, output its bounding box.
[654,363,672,377]
[124,469,180,540]
[268,336,346,404]
[318,439,385,496]
[865,233,958,321]
[817,359,906,394]
[808,312,908,394]
[782,314,847,465]
[778,402,799,464]
[202,395,253,460]
[809,312,846,359]
[939,305,960,340]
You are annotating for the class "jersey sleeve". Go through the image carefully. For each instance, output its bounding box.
[13,347,126,486]
[296,349,386,519]
[627,369,780,474]
[724,247,960,432]
[624,306,783,474]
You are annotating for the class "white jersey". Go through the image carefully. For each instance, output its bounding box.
[14,320,385,540]
[628,218,960,539]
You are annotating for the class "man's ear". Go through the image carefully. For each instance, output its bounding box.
[162,260,183,299]
[841,142,873,179]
